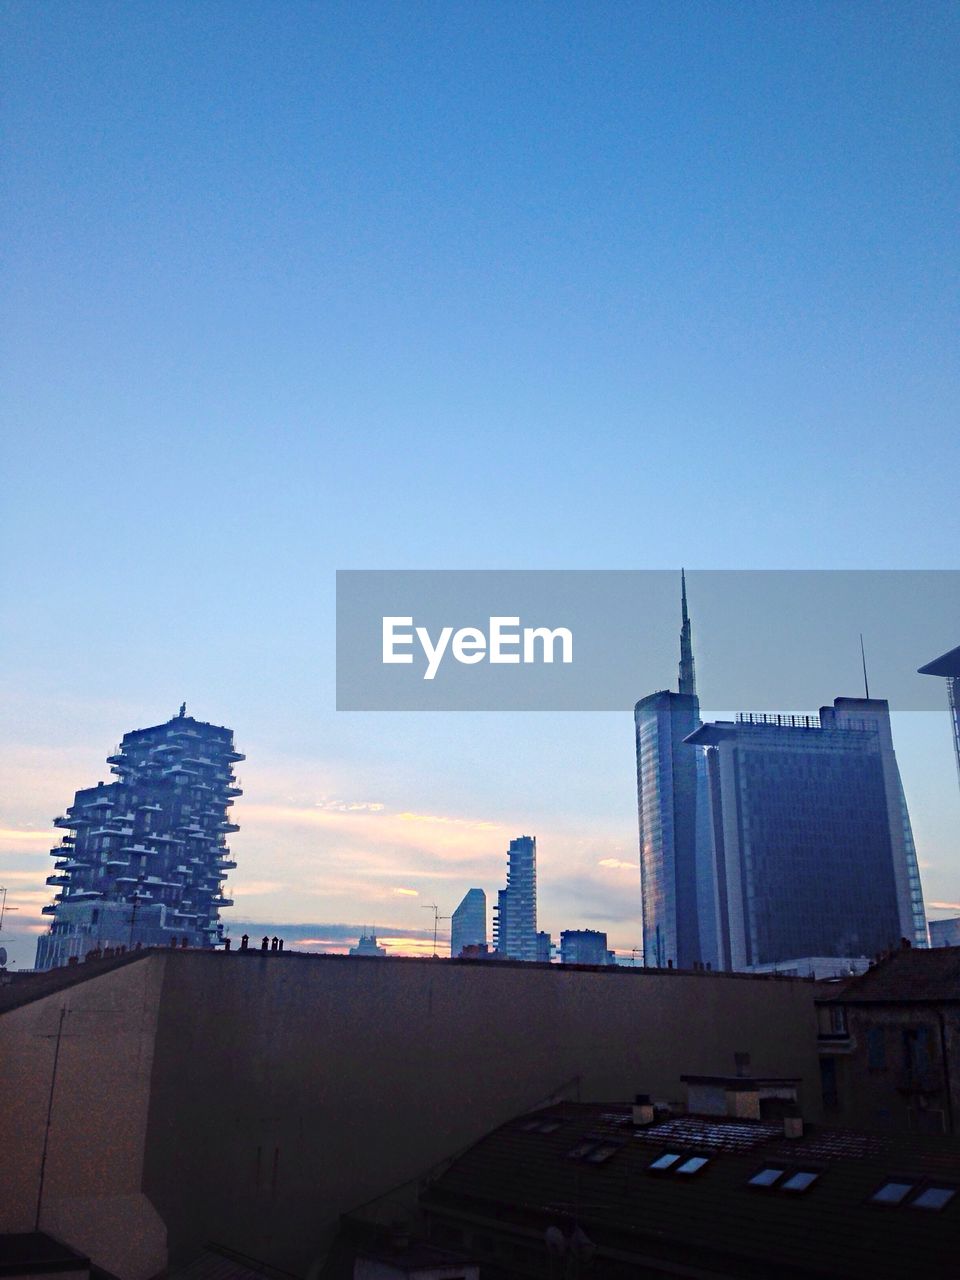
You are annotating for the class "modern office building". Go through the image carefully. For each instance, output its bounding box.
[918,642,960,794]
[535,930,553,962]
[686,697,927,971]
[34,707,242,970]
[492,835,537,961]
[635,571,715,970]
[559,928,613,965]
[929,917,960,948]
[450,889,486,957]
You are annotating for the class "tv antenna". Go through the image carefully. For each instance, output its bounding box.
[421,903,450,957]
[860,633,871,700]
[0,886,19,934]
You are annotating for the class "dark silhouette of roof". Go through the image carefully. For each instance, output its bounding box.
[420,1102,960,1280]
[918,644,960,677]
[820,945,960,1004]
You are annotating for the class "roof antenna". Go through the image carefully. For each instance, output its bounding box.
[859,634,870,700]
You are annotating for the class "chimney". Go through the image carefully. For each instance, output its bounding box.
[632,1093,655,1126]
[783,1110,804,1140]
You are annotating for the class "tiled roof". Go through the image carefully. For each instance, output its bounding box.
[421,1103,960,1279]
[820,946,960,1004]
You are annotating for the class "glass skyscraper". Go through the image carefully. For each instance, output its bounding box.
[686,697,927,969]
[918,643,960,796]
[450,887,487,957]
[634,572,714,970]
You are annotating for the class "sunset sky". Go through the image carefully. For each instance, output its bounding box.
[2,2,958,967]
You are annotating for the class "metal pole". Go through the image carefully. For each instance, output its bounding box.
[35,1007,67,1229]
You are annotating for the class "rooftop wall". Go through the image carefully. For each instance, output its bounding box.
[143,951,822,1273]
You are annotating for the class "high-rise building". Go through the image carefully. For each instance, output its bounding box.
[686,697,927,970]
[35,707,242,970]
[918,643,960,795]
[492,836,537,961]
[560,929,613,966]
[536,930,553,962]
[450,888,487,957]
[635,572,715,970]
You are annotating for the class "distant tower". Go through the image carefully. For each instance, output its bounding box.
[492,836,537,961]
[918,644,960,796]
[450,889,486,957]
[35,710,242,970]
[635,573,715,970]
[678,568,696,696]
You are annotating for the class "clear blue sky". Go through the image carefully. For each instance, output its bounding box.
[1,1,958,966]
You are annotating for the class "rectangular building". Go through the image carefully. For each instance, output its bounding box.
[686,698,926,971]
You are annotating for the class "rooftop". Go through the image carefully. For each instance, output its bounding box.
[819,944,960,1004]
[421,1102,960,1279]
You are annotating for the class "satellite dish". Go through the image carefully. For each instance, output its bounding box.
[0,947,7,968]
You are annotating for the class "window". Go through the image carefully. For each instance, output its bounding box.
[911,1185,956,1211]
[648,1152,682,1171]
[871,1180,915,1206]
[781,1170,820,1193]
[829,1007,847,1035]
[819,1057,838,1110]
[867,1026,886,1071]
[675,1156,709,1176]
[748,1166,785,1188]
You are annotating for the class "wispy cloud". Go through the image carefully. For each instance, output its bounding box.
[392,887,419,896]
[929,901,960,911]
[598,858,638,870]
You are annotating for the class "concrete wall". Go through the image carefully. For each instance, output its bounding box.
[142,951,822,1274]
[0,956,167,1280]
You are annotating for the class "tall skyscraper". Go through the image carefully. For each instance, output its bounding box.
[918,643,960,795]
[634,572,714,970]
[35,707,242,970]
[686,697,927,970]
[450,888,487,957]
[492,836,537,961]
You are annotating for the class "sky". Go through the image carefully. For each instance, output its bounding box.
[1,1,958,968]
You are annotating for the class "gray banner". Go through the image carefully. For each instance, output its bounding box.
[336,570,960,712]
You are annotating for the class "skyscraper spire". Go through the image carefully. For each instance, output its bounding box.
[678,568,697,696]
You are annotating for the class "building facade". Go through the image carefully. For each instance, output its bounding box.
[686,697,927,971]
[918,642,960,795]
[450,889,486,958]
[35,707,242,970]
[635,572,715,970]
[817,945,960,1136]
[492,836,537,961]
[559,929,613,965]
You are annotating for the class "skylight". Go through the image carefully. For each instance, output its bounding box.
[781,1170,819,1193]
[675,1156,709,1175]
[586,1143,622,1164]
[648,1152,682,1171]
[911,1186,956,1211]
[871,1180,914,1206]
[748,1166,785,1187]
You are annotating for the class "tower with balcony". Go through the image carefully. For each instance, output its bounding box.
[35,706,243,969]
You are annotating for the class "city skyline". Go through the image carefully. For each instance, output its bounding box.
[2,3,958,968]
